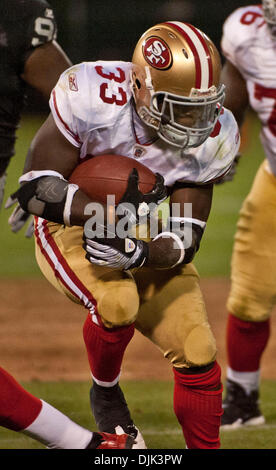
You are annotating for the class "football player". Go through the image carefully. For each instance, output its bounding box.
[0,0,71,235]
[14,22,240,449]
[219,1,276,429]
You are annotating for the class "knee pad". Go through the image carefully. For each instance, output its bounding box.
[97,281,140,328]
[227,290,275,322]
[227,280,275,322]
[163,324,216,368]
[184,324,217,367]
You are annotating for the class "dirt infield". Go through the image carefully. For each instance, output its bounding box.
[0,278,275,382]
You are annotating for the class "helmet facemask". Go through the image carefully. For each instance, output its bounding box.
[133,67,225,149]
[262,0,276,38]
[138,86,225,149]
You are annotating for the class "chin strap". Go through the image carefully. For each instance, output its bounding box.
[144,66,154,95]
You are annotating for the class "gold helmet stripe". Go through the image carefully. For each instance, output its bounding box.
[165,21,213,90]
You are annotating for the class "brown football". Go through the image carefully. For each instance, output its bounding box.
[69,154,156,205]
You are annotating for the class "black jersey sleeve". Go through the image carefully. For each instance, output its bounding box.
[20,0,58,70]
[28,0,57,48]
[0,0,59,161]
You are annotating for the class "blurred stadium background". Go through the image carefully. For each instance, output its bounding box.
[1,0,276,449]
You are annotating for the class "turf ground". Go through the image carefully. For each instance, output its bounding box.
[0,380,276,450]
[0,112,275,450]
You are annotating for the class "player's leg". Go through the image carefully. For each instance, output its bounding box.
[82,276,146,448]
[82,311,147,447]
[135,263,222,449]
[0,367,133,449]
[222,161,276,428]
[34,219,145,448]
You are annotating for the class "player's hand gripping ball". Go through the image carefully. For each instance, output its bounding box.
[69,154,167,225]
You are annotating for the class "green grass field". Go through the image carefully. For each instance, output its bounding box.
[0,380,275,449]
[1,113,275,450]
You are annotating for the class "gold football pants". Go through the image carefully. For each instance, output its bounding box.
[34,217,217,369]
[227,161,276,322]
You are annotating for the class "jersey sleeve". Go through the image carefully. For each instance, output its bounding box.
[49,64,84,148]
[221,5,263,68]
[28,0,57,48]
[221,7,246,66]
[18,0,57,70]
[202,109,241,184]
[174,109,240,185]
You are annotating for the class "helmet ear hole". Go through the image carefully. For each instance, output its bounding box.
[135,79,141,89]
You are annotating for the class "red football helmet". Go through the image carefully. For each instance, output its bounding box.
[132,21,225,149]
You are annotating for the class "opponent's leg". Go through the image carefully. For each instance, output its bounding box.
[135,263,222,449]
[0,367,134,449]
[222,162,276,428]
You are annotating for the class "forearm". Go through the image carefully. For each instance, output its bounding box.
[146,215,206,269]
[17,170,115,227]
[70,190,113,227]
[146,228,201,269]
[22,149,32,174]
[147,236,181,269]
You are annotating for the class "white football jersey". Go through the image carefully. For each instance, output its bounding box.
[221,5,276,174]
[49,61,239,187]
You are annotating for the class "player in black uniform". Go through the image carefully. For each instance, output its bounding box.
[0,0,70,234]
[0,0,134,450]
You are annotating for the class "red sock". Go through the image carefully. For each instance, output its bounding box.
[173,361,223,449]
[227,314,270,371]
[83,314,135,383]
[0,367,42,431]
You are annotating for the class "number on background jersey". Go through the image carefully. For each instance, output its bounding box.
[32,16,56,46]
[95,66,127,106]
[240,11,265,27]
[254,83,276,137]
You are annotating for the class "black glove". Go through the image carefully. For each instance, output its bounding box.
[83,227,149,270]
[215,153,241,185]
[5,190,34,237]
[118,168,167,225]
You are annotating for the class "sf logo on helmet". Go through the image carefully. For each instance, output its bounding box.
[143,37,172,69]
